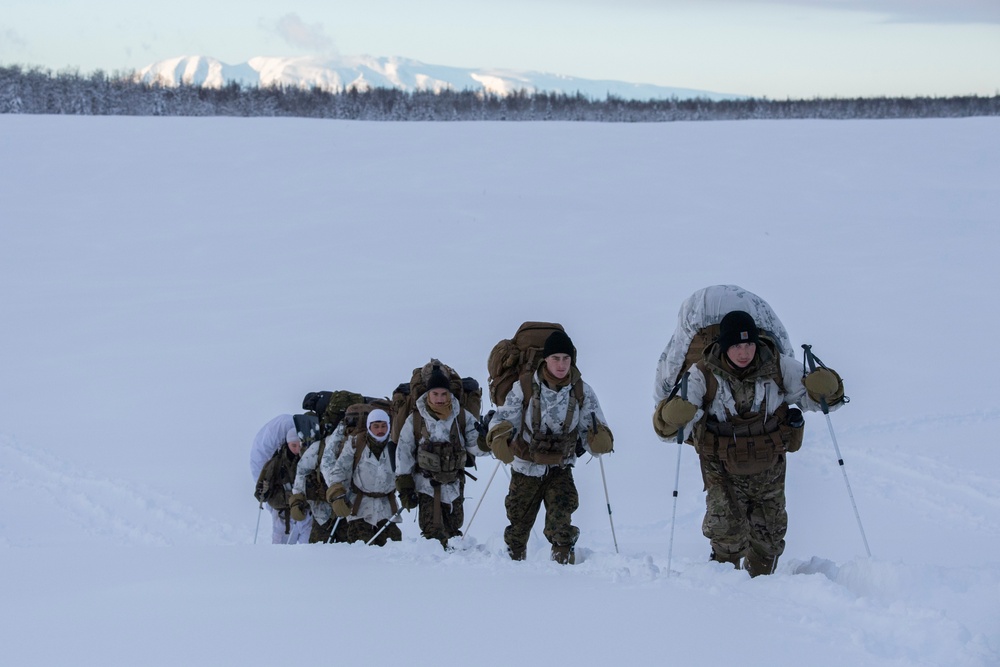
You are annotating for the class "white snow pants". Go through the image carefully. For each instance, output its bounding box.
[269,506,311,544]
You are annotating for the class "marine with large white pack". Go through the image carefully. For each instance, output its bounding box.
[653,285,846,576]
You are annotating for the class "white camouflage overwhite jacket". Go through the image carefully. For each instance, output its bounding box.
[395,394,486,504]
[493,368,608,477]
[326,433,397,527]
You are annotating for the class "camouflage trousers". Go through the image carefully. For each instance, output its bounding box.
[417,491,465,546]
[309,517,350,544]
[700,454,788,561]
[504,467,580,553]
[344,518,402,547]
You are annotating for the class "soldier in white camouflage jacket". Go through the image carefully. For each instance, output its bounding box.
[486,330,614,564]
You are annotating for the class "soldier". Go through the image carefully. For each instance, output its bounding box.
[486,330,613,564]
[653,310,845,576]
[250,414,311,545]
[324,409,402,546]
[395,364,488,548]
[289,420,348,543]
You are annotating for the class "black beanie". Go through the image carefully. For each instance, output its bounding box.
[426,366,452,392]
[718,310,759,353]
[542,330,575,360]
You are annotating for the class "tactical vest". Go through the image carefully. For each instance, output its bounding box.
[510,375,585,466]
[413,409,468,484]
[694,359,803,475]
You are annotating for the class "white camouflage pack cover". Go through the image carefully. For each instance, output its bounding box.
[653,285,793,404]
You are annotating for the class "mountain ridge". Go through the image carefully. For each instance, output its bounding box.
[136,54,740,101]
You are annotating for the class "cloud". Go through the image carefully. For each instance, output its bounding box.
[767,0,1000,24]
[561,0,1000,24]
[265,13,337,53]
[0,28,28,51]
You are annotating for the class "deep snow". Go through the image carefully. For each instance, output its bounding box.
[0,114,998,666]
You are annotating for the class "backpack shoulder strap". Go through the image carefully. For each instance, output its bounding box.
[696,360,718,410]
[352,434,367,469]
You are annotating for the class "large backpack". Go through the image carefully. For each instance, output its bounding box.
[390,359,482,444]
[486,322,587,463]
[254,445,299,512]
[487,322,573,408]
[390,359,482,482]
[302,390,366,438]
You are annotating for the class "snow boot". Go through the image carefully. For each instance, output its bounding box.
[710,550,742,569]
[744,551,778,577]
[508,546,526,561]
[551,545,575,565]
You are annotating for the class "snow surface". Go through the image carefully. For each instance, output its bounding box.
[0,115,998,667]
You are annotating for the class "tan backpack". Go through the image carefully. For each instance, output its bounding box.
[389,359,482,444]
[487,322,574,407]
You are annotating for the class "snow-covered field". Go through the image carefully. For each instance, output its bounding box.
[1,114,998,666]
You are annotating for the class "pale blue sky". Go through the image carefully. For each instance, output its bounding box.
[1,0,997,98]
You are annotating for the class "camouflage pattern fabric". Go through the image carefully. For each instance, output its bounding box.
[345,518,402,546]
[417,492,464,546]
[309,517,349,544]
[503,467,580,553]
[700,453,787,561]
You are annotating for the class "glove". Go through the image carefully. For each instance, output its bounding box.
[660,397,698,425]
[804,368,844,404]
[652,404,678,439]
[588,422,614,454]
[325,482,347,504]
[331,497,351,518]
[395,475,418,510]
[289,493,308,522]
[486,421,515,464]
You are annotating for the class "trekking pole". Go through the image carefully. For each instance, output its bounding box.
[326,517,342,544]
[253,503,263,544]
[666,371,690,577]
[592,412,619,554]
[366,508,405,546]
[802,344,871,557]
[462,459,502,541]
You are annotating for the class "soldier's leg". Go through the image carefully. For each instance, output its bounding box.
[310,517,334,544]
[542,467,580,551]
[345,518,376,544]
[700,455,750,563]
[270,507,290,544]
[417,492,449,544]
[443,496,465,540]
[744,457,788,577]
[504,471,546,558]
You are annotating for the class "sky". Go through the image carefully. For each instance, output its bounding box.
[1,0,998,98]
[0,113,998,666]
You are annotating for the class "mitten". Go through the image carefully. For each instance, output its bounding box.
[331,497,351,518]
[588,422,614,454]
[660,397,698,426]
[325,482,347,504]
[486,421,515,464]
[804,368,844,404]
[289,493,308,522]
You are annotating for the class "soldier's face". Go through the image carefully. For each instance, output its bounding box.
[545,353,572,380]
[428,388,451,406]
[368,421,388,438]
[287,440,302,456]
[726,342,756,368]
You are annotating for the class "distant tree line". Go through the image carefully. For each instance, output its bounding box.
[1,64,997,122]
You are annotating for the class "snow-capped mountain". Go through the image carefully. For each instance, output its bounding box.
[136,54,739,101]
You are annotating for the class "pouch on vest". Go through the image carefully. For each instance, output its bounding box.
[417,440,464,484]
